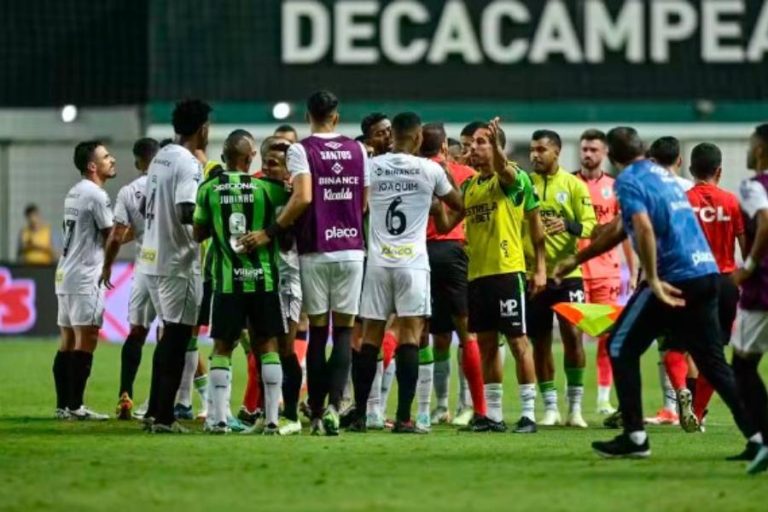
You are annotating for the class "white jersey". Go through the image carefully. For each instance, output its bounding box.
[740,177,768,218]
[55,179,114,294]
[137,144,202,278]
[114,175,147,249]
[367,153,452,269]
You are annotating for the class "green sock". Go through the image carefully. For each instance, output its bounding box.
[419,346,434,365]
[538,380,556,394]
[186,336,198,351]
[565,367,585,388]
[434,349,451,362]
[194,374,208,391]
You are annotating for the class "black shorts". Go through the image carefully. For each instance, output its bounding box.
[468,272,526,337]
[526,278,585,340]
[210,291,286,343]
[428,240,469,334]
[197,280,213,327]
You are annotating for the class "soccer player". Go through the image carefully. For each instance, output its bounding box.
[281,90,369,436]
[193,130,290,435]
[274,124,298,144]
[100,137,160,419]
[420,123,486,426]
[554,127,756,458]
[52,140,117,420]
[685,143,746,429]
[459,121,486,165]
[527,130,596,427]
[138,99,209,433]
[433,119,546,433]
[447,138,462,163]
[731,123,768,472]
[361,112,393,156]
[574,129,636,414]
[350,112,462,434]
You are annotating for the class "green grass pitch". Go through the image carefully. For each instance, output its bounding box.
[0,339,766,512]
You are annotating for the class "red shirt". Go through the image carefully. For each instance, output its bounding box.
[426,156,476,241]
[576,171,622,280]
[686,182,744,273]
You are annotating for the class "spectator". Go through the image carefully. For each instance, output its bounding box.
[18,204,58,265]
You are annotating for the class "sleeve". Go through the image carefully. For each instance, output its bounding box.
[286,144,311,178]
[263,181,290,211]
[427,161,453,197]
[359,142,371,187]
[193,183,210,226]
[518,173,540,212]
[113,188,130,226]
[573,179,597,238]
[739,179,768,219]
[175,158,201,205]
[92,191,114,230]
[614,175,647,218]
[731,194,745,236]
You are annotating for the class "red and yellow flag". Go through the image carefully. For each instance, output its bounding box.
[552,303,623,337]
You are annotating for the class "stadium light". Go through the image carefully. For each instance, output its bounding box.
[272,102,291,120]
[61,105,78,123]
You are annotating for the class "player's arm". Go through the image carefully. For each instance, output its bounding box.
[573,182,597,238]
[734,180,768,285]
[431,164,465,234]
[632,212,685,306]
[192,184,212,243]
[622,237,638,291]
[487,117,518,187]
[553,216,627,282]
[176,161,201,226]
[526,207,547,297]
[100,223,130,289]
[93,192,116,288]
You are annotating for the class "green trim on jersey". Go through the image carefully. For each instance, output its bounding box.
[194,172,289,294]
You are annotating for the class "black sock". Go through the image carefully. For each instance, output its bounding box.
[281,353,302,421]
[53,350,72,409]
[395,345,419,423]
[69,350,93,410]
[296,330,308,341]
[146,341,164,419]
[734,355,768,441]
[351,349,361,396]
[687,377,698,403]
[307,325,329,417]
[353,344,380,418]
[154,323,192,425]
[328,326,352,409]
[120,333,145,398]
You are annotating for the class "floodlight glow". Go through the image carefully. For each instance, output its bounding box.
[61,105,78,123]
[272,102,291,120]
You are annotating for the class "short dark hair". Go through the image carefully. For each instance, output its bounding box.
[606,127,645,165]
[391,112,422,138]
[160,138,173,147]
[755,123,768,147]
[690,143,722,180]
[447,138,460,148]
[223,129,255,161]
[306,90,339,122]
[274,124,297,135]
[132,137,159,162]
[532,129,562,149]
[172,99,211,137]
[420,123,446,157]
[24,204,38,217]
[259,135,290,157]
[73,140,103,174]
[648,136,681,167]
[361,113,388,138]
[580,129,607,143]
[461,121,486,138]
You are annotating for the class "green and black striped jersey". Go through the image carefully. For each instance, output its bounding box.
[194,172,289,294]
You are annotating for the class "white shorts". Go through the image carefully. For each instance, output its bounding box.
[300,259,364,316]
[734,309,768,355]
[280,270,303,324]
[57,291,105,328]
[129,271,156,328]
[360,266,431,321]
[145,274,202,326]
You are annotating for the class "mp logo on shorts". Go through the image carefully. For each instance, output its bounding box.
[569,289,585,303]
[499,299,520,319]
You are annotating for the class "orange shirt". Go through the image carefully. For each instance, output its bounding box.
[426,156,476,241]
[576,171,622,280]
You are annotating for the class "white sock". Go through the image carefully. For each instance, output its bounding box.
[417,362,434,418]
[194,375,209,416]
[749,432,764,444]
[261,353,283,426]
[597,385,611,404]
[567,386,584,414]
[485,383,503,422]
[543,389,558,412]
[520,384,536,421]
[177,350,198,407]
[457,350,472,409]
[367,360,383,417]
[629,430,648,445]
[658,360,677,412]
[209,361,231,426]
[381,360,396,416]
[343,366,353,403]
[434,357,451,409]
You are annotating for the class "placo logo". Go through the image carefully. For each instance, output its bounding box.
[325,226,358,240]
[0,267,36,333]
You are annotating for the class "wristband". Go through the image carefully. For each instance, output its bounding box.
[265,222,287,239]
[744,256,757,273]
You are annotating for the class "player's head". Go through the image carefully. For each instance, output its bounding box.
[690,143,723,183]
[260,136,292,182]
[274,124,298,144]
[420,123,447,159]
[132,137,159,173]
[748,123,768,171]
[306,90,340,128]
[221,129,256,174]
[469,122,506,170]
[606,127,645,170]
[73,140,116,182]
[172,99,212,151]
[579,129,607,172]
[361,113,392,156]
[461,121,487,160]
[447,138,462,163]
[530,129,562,174]
[648,136,682,174]
[391,112,423,154]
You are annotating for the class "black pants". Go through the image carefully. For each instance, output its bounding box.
[608,274,754,437]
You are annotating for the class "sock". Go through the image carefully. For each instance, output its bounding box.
[597,385,612,405]
[520,383,536,421]
[261,352,283,426]
[52,350,72,410]
[596,334,613,389]
[629,430,648,445]
[659,360,677,412]
[663,350,688,391]
[417,346,434,419]
[243,352,261,412]
[194,374,209,415]
[177,347,198,407]
[382,331,397,368]
[565,367,585,413]
[154,324,193,425]
[485,383,503,422]
[462,339,486,416]
[366,357,383,418]
[457,350,471,408]
[381,359,396,415]
[69,350,93,410]
[281,353,302,422]
[539,381,558,412]
[433,349,451,409]
[328,326,352,409]
[353,344,380,417]
[343,367,353,403]
[209,355,231,426]
[119,333,144,398]
[307,324,330,417]
[395,345,419,423]
[694,376,715,421]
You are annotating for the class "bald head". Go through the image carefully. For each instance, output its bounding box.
[222,129,256,173]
